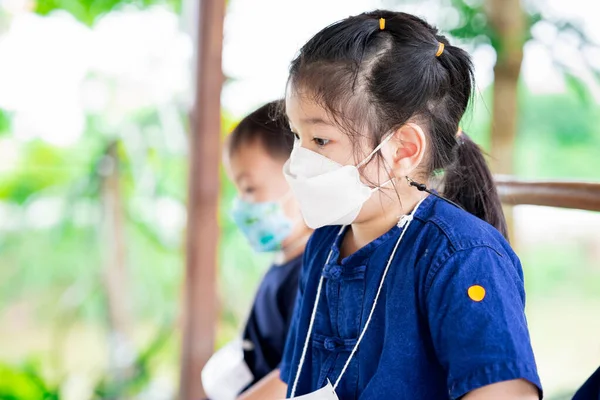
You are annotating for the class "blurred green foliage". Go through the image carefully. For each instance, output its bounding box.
[92,325,173,399]
[0,110,10,136]
[33,0,181,25]
[0,325,172,399]
[464,84,600,180]
[0,361,60,400]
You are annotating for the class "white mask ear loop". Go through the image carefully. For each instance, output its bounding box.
[369,177,395,193]
[356,132,394,169]
[356,132,395,194]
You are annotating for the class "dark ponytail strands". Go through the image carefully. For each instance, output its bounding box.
[443,131,508,238]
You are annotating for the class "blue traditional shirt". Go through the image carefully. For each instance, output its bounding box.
[280,195,542,399]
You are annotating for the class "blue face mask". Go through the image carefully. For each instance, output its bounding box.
[231,196,294,252]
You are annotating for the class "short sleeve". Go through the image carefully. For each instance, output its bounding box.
[426,246,542,399]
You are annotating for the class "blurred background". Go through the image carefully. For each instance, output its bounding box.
[0,0,599,398]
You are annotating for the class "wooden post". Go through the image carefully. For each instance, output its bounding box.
[179,0,225,398]
[486,0,525,175]
[486,0,526,242]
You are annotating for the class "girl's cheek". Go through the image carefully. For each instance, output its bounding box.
[330,146,357,166]
[361,160,386,185]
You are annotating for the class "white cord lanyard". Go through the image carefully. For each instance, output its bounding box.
[289,199,425,398]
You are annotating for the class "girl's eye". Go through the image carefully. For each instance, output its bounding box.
[312,137,330,147]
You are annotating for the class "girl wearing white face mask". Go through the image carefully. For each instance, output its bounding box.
[238,11,541,400]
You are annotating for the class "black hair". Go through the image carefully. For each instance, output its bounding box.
[227,100,295,161]
[287,10,507,238]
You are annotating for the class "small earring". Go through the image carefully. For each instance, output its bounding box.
[406,176,427,192]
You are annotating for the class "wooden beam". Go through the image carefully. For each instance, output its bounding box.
[495,176,600,212]
[179,0,225,398]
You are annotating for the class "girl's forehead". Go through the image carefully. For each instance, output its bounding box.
[285,92,333,128]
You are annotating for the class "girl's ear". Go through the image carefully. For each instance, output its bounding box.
[382,123,427,178]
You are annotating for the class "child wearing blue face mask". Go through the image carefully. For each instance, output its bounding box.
[239,11,542,400]
[204,100,312,399]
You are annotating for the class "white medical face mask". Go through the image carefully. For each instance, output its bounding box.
[283,134,393,229]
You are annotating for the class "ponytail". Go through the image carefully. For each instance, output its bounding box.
[443,131,508,239]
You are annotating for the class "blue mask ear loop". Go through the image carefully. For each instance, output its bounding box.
[405,176,464,210]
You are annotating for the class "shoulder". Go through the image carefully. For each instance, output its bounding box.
[411,197,521,289]
[417,199,541,398]
[258,256,303,295]
[271,254,303,278]
[416,196,515,258]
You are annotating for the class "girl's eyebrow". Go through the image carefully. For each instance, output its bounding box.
[300,117,332,126]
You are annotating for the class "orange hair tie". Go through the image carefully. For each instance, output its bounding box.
[436,42,445,57]
[379,18,385,30]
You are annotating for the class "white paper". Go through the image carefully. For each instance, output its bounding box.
[284,380,339,400]
[201,339,254,400]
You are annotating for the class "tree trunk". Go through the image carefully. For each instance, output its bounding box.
[486,0,526,242]
[179,0,225,398]
[101,142,135,387]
